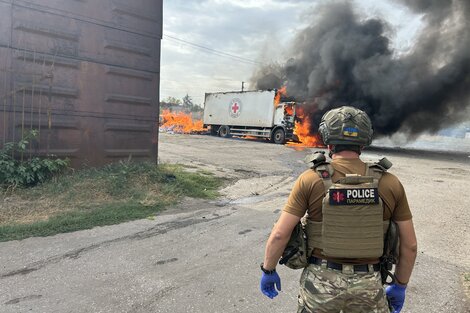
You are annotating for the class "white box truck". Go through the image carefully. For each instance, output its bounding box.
[203,90,297,144]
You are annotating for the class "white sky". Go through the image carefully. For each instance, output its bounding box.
[160,0,423,105]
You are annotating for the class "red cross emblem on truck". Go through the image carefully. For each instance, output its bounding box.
[229,98,242,118]
[231,103,239,114]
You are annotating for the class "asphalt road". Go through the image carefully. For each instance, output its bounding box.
[1,133,469,313]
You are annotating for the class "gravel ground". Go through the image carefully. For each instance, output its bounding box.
[0,133,469,313]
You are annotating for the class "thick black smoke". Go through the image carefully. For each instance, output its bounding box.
[252,1,470,137]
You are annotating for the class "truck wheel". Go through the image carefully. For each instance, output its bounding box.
[218,125,231,138]
[271,128,285,144]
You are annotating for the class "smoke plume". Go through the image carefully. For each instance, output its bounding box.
[251,1,470,137]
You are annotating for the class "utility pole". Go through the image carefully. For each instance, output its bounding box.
[241,81,245,92]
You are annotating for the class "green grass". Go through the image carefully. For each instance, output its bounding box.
[464,273,470,281]
[0,162,222,242]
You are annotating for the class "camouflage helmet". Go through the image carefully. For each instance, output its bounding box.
[318,106,373,146]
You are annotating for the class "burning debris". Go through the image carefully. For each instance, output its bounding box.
[290,106,324,148]
[274,86,287,107]
[252,0,470,140]
[276,87,324,147]
[159,110,205,134]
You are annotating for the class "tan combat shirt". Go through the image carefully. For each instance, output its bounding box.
[283,157,412,264]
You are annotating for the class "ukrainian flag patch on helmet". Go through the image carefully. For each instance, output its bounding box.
[343,127,358,137]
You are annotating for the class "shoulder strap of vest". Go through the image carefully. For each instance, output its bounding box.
[305,151,327,167]
[366,157,392,182]
[313,163,334,193]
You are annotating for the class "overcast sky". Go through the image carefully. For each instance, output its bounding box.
[160,0,423,105]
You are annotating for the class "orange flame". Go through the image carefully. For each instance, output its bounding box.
[274,86,287,106]
[288,107,325,148]
[293,120,323,147]
[285,105,294,115]
[160,110,205,134]
[241,135,259,140]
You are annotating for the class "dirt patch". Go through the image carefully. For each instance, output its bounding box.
[0,196,71,225]
[220,175,294,202]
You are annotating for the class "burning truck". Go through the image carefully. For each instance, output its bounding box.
[203,89,298,144]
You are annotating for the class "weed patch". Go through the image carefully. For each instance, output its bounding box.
[0,162,222,241]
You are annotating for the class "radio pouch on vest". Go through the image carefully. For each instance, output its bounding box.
[381,219,399,284]
[279,218,308,269]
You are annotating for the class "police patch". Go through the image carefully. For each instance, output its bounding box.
[329,188,379,205]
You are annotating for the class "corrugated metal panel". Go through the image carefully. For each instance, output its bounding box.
[0,0,162,167]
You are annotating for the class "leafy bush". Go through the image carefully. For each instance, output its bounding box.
[0,130,69,188]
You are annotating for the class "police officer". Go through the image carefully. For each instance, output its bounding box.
[260,106,417,313]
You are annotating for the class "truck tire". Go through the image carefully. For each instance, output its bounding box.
[271,128,285,144]
[218,125,231,138]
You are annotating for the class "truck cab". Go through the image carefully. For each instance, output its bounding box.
[272,102,296,143]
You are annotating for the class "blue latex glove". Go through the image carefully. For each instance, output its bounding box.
[260,271,281,299]
[386,283,407,313]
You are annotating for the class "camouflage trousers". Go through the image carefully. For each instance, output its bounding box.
[297,264,390,313]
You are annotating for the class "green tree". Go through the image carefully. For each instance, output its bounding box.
[182,94,203,112]
[162,96,181,106]
[182,94,194,109]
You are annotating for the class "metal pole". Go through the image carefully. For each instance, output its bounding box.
[29,50,36,159]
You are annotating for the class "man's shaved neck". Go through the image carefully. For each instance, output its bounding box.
[331,150,360,159]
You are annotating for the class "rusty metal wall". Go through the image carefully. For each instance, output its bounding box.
[0,0,162,167]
